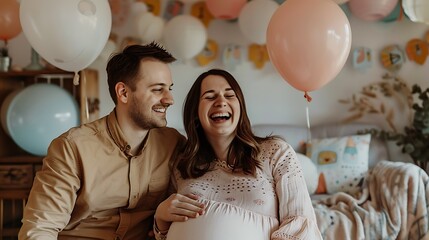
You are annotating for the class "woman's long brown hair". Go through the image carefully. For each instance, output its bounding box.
[176,69,273,179]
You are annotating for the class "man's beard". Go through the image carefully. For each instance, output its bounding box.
[129,96,167,130]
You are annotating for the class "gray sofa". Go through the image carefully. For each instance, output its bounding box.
[252,122,389,169]
[252,122,429,239]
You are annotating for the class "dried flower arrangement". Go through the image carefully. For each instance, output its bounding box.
[339,73,429,171]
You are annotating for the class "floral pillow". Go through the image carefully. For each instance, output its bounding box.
[306,134,371,195]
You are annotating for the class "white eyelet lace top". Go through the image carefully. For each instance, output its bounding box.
[166,138,322,240]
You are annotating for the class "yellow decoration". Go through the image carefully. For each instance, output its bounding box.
[248,44,269,69]
[190,1,214,27]
[380,45,405,72]
[196,39,218,66]
[425,30,429,43]
[139,0,161,16]
[406,38,428,65]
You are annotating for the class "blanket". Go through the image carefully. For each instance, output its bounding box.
[313,160,429,240]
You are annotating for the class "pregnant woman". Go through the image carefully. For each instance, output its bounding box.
[153,69,322,240]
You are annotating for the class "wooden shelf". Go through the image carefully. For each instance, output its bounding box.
[0,156,43,164]
[1,227,20,237]
[1,189,27,239]
[0,189,29,199]
[0,68,99,239]
[0,69,73,77]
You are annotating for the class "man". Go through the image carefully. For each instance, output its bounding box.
[19,43,185,240]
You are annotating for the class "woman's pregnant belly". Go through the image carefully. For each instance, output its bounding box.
[167,199,278,240]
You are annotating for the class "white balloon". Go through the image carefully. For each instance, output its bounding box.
[403,0,429,24]
[163,15,207,60]
[136,12,165,44]
[238,0,279,44]
[131,1,148,15]
[20,0,112,72]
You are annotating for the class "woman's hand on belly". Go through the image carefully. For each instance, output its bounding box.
[154,193,206,231]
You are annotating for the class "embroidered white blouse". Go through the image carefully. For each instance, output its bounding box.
[167,138,322,240]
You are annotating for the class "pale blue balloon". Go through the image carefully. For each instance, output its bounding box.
[2,83,79,156]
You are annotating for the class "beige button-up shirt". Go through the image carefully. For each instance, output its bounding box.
[19,110,185,240]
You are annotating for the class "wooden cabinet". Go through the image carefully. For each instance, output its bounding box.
[0,156,41,239]
[0,69,99,239]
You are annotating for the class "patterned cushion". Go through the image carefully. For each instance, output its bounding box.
[306,134,371,194]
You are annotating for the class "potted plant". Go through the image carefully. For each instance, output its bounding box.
[340,73,429,172]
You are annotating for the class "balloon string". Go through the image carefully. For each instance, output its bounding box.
[398,0,404,21]
[73,72,80,85]
[304,91,312,102]
[306,105,312,146]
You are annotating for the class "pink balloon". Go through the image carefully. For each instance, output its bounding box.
[205,0,247,20]
[0,0,22,42]
[266,0,351,93]
[348,0,398,21]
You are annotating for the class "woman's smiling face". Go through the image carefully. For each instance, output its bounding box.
[198,74,241,139]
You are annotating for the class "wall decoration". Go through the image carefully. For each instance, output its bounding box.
[190,1,214,27]
[248,44,269,69]
[102,0,429,74]
[405,38,428,65]
[339,73,413,132]
[380,45,405,72]
[339,73,429,171]
[222,44,242,70]
[352,47,372,70]
[196,39,218,66]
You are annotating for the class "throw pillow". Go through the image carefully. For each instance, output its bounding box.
[306,134,371,195]
[296,153,318,195]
